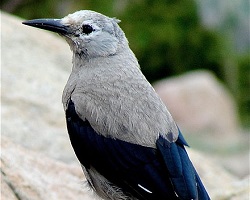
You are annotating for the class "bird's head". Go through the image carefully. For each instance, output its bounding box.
[23,10,127,58]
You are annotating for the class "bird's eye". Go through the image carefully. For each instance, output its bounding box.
[82,24,94,34]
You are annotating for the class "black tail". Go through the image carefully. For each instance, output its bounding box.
[194,169,210,200]
[157,132,210,200]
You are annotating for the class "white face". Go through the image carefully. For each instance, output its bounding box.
[60,10,122,58]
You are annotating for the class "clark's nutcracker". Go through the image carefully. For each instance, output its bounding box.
[23,10,210,200]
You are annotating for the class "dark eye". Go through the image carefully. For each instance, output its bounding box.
[82,24,94,34]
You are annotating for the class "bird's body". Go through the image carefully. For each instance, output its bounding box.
[62,45,178,147]
[23,10,210,200]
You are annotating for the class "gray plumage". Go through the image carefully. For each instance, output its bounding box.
[61,11,178,147]
[23,10,210,200]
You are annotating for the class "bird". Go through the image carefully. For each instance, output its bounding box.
[23,10,210,200]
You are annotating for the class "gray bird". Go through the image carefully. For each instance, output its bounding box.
[23,10,210,200]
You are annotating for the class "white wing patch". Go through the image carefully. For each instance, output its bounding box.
[138,184,153,194]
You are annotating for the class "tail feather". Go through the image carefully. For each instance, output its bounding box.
[157,132,210,200]
[194,170,210,200]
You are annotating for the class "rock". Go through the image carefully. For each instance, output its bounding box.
[153,70,239,137]
[1,11,74,163]
[1,137,99,200]
[1,177,19,200]
[186,149,250,200]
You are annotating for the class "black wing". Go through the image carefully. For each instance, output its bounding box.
[66,99,210,200]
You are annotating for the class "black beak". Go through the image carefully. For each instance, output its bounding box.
[22,19,70,34]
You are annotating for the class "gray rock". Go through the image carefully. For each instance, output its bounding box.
[1,137,99,200]
[2,11,74,162]
[154,70,239,137]
[187,149,250,200]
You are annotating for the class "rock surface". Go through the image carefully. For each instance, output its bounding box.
[1,11,249,200]
[1,137,98,200]
[2,11,73,162]
[154,70,239,137]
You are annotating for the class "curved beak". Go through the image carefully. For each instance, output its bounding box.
[22,19,70,35]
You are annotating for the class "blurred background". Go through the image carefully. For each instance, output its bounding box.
[1,0,249,127]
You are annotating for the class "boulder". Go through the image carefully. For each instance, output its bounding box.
[154,70,239,137]
[186,149,250,200]
[1,137,99,200]
[1,11,74,162]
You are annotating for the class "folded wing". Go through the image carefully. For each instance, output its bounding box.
[66,99,209,200]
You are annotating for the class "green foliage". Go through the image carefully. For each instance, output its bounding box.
[118,0,225,82]
[0,0,118,19]
[237,54,250,126]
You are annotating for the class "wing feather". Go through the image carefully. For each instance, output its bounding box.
[66,99,209,200]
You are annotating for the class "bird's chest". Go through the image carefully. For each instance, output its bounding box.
[62,66,174,147]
